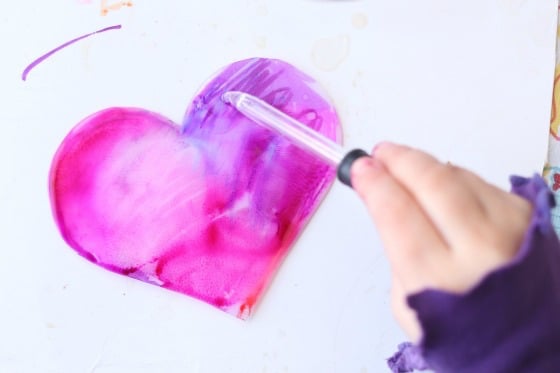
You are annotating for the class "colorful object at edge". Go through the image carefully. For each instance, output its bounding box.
[544,1,560,234]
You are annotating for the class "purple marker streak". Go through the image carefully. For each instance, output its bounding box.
[22,24,122,81]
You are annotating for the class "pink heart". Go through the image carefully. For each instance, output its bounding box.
[50,58,341,318]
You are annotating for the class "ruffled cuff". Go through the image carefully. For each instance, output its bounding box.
[387,175,560,372]
[387,343,429,372]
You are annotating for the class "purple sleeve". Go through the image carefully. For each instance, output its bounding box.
[388,175,560,373]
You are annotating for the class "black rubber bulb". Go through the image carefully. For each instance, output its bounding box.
[336,149,371,188]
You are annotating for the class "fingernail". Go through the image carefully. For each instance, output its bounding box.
[351,156,382,177]
[372,141,394,156]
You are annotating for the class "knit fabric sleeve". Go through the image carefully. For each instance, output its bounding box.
[388,175,560,373]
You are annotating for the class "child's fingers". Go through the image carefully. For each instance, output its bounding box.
[374,143,488,249]
[457,176,532,262]
[351,156,448,291]
[391,274,422,342]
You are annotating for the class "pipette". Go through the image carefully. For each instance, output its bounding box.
[222,91,369,188]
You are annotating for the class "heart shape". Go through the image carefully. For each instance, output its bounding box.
[50,58,341,318]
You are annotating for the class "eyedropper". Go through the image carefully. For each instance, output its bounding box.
[222,91,369,188]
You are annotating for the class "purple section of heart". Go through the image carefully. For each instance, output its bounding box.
[50,58,341,318]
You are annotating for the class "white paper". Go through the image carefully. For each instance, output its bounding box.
[0,1,556,372]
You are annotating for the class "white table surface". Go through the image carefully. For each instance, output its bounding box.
[0,1,557,372]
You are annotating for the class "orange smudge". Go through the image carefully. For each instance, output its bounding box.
[101,0,133,16]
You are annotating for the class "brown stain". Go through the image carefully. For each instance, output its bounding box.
[247,0,268,16]
[352,70,364,88]
[101,0,133,16]
[256,4,268,16]
[352,13,368,30]
[497,0,528,15]
[496,0,528,12]
[255,35,267,49]
[311,35,350,72]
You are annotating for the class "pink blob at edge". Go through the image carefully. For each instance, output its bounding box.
[50,58,342,319]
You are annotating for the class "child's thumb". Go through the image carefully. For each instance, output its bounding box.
[350,156,386,200]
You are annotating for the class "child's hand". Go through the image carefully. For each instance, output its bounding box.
[350,143,532,342]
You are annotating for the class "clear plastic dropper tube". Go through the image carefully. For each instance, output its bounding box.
[222,91,344,166]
